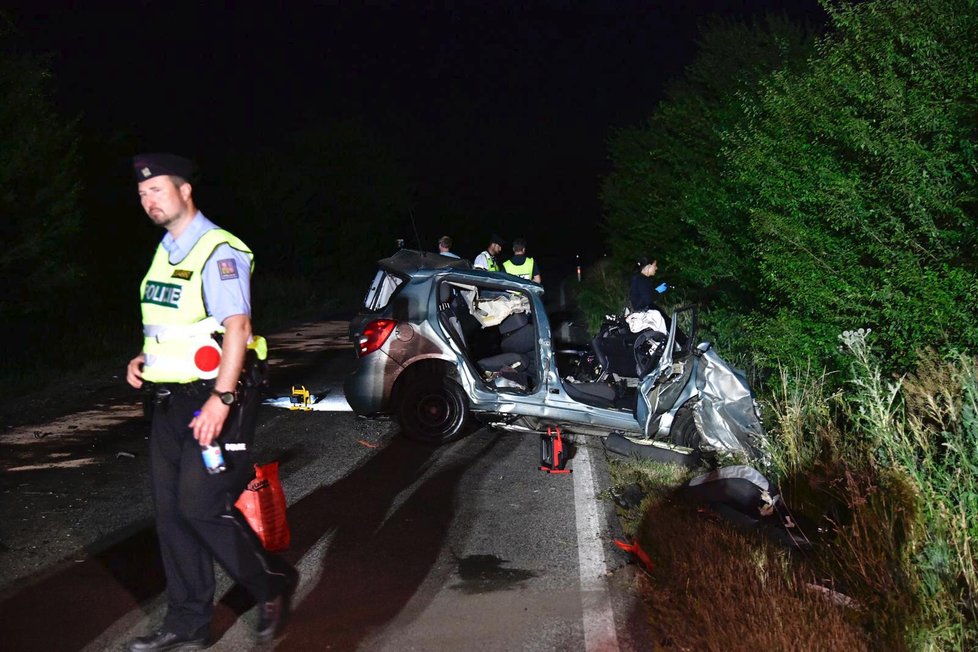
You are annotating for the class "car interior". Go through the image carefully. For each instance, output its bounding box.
[437,281,539,393]
[435,281,696,415]
[562,306,692,412]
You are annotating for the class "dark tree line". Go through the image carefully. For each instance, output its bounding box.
[0,35,414,391]
[595,0,978,376]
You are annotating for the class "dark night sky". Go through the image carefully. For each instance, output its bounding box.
[4,1,826,260]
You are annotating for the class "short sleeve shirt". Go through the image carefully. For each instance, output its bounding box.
[161,212,252,325]
[473,250,494,270]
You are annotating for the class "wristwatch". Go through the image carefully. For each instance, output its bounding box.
[211,389,237,406]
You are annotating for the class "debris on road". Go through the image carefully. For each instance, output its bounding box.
[614,537,654,575]
[289,385,312,410]
[262,386,352,412]
[682,465,812,549]
[610,483,645,509]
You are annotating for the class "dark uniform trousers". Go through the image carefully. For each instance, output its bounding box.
[149,381,278,635]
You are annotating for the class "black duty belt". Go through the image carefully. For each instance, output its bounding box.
[143,380,214,405]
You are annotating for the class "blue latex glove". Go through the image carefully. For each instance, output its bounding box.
[655,282,668,294]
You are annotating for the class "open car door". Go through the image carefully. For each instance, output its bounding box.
[635,305,698,440]
[635,305,766,460]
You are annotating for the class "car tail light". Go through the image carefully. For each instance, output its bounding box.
[358,319,397,357]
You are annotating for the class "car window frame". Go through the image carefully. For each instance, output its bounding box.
[363,268,408,312]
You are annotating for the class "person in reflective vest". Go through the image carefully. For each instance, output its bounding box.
[473,233,505,271]
[502,237,541,283]
[124,153,296,651]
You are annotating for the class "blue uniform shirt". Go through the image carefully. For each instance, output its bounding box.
[161,212,252,325]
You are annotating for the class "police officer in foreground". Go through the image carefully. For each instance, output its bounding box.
[125,153,297,651]
[502,237,541,283]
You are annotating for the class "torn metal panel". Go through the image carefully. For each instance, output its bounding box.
[693,349,766,460]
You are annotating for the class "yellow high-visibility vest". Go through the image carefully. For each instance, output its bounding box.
[503,257,534,279]
[477,250,501,272]
[139,228,264,383]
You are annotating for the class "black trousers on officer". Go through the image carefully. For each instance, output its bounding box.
[149,382,279,635]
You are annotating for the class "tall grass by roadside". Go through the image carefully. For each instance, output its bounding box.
[640,499,871,651]
[606,457,870,650]
[605,329,978,649]
[762,330,978,649]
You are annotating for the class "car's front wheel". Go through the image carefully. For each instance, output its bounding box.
[397,374,472,445]
[670,404,702,450]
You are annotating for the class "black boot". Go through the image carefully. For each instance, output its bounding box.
[127,625,209,651]
[255,563,299,641]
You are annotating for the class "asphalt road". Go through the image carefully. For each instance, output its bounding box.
[0,319,652,651]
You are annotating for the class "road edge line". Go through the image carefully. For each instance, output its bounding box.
[574,443,621,651]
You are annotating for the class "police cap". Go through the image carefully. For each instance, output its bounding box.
[133,153,198,184]
[490,233,506,246]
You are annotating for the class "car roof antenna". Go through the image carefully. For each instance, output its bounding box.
[409,201,425,256]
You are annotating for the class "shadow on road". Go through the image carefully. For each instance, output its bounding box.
[0,519,166,651]
[263,430,509,650]
[0,426,509,651]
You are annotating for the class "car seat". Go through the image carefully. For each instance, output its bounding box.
[592,320,667,380]
[499,313,534,355]
[438,283,467,348]
[477,351,534,390]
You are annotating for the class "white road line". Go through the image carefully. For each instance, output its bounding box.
[573,443,620,652]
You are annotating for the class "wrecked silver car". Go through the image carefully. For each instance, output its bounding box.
[344,250,765,462]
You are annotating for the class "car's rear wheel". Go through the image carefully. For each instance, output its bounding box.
[397,374,472,445]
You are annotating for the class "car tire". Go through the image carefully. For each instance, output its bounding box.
[397,374,472,445]
[670,404,702,450]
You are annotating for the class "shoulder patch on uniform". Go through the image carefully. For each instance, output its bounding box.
[171,269,194,280]
[217,259,239,280]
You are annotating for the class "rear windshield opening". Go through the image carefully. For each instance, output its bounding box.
[363,269,404,311]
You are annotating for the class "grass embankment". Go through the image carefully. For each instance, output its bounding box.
[609,332,978,650]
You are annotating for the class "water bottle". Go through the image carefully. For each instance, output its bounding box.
[201,443,226,474]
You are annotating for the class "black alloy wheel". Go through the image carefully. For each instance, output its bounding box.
[397,374,472,445]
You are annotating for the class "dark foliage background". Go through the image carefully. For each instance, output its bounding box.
[4,0,973,389]
[0,1,831,393]
[592,0,978,379]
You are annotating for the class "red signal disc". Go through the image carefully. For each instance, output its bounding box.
[194,345,222,372]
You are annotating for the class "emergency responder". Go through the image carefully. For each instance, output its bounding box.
[473,233,505,271]
[630,256,668,311]
[438,235,460,258]
[125,153,297,651]
[502,237,541,283]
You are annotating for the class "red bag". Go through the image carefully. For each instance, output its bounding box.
[235,461,291,551]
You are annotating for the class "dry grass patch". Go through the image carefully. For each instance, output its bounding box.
[638,498,870,651]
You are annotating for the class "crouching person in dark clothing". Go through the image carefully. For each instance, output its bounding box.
[125,153,297,650]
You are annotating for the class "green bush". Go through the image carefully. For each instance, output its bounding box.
[726,0,978,372]
[575,257,629,333]
[600,15,814,340]
[599,0,978,376]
